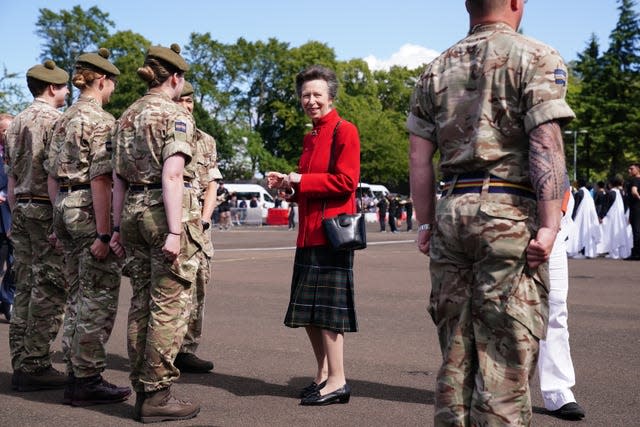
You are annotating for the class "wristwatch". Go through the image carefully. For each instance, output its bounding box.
[202,220,211,230]
[97,233,111,243]
[418,224,432,232]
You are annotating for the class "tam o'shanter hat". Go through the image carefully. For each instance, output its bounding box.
[181,81,194,97]
[77,47,121,76]
[147,43,189,72]
[26,60,69,84]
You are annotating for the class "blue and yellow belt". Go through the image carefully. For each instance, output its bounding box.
[442,173,536,200]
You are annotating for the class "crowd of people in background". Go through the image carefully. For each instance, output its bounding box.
[568,167,640,260]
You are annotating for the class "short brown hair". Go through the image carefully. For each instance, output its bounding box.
[466,0,509,15]
[295,65,339,100]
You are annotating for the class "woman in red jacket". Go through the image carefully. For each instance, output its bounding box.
[267,65,360,406]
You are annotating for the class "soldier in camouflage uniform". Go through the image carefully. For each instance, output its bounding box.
[5,60,70,392]
[173,81,223,373]
[46,48,131,406]
[111,43,203,423]
[407,1,575,425]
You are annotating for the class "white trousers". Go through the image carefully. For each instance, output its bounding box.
[537,233,577,410]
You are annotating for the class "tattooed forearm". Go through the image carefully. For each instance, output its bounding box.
[529,121,568,201]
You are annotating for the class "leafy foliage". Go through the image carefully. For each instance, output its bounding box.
[35,6,114,106]
[5,2,636,189]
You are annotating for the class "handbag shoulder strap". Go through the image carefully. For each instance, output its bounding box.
[322,119,363,217]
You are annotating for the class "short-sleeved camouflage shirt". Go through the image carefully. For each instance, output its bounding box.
[113,91,194,184]
[407,23,575,184]
[46,96,116,183]
[5,99,62,197]
[191,129,223,197]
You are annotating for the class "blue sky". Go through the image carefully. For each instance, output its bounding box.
[0,1,635,75]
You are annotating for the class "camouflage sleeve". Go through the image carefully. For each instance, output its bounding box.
[204,132,223,181]
[522,52,576,134]
[161,111,194,165]
[88,114,116,179]
[4,119,17,177]
[44,120,62,177]
[406,68,437,141]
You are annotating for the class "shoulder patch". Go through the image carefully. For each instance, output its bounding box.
[554,69,567,86]
[175,121,187,133]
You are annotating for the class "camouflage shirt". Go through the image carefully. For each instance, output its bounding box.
[5,99,62,197]
[192,129,222,198]
[113,91,194,184]
[407,23,575,184]
[46,96,115,183]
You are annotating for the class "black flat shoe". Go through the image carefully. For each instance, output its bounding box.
[547,402,585,420]
[300,383,351,406]
[299,380,327,398]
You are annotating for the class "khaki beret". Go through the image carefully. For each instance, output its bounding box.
[77,47,120,76]
[26,60,69,85]
[147,43,189,72]
[181,81,194,97]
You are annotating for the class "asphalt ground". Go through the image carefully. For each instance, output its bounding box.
[1,223,638,426]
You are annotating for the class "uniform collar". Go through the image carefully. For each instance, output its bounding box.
[78,95,100,106]
[469,22,516,35]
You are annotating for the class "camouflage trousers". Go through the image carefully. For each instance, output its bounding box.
[180,246,212,354]
[428,192,549,427]
[9,203,66,372]
[122,190,204,392]
[53,191,123,378]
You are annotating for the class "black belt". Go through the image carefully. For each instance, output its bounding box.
[59,184,91,192]
[128,183,192,192]
[16,196,51,206]
[443,172,536,200]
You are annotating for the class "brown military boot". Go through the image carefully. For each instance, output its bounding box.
[71,374,131,406]
[16,366,68,391]
[174,352,213,373]
[139,387,200,423]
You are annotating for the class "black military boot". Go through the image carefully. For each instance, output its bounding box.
[71,374,131,406]
[16,366,68,391]
[174,352,213,373]
[62,373,75,405]
[139,387,200,423]
[133,392,146,421]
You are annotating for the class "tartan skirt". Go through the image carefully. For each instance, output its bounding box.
[284,247,358,332]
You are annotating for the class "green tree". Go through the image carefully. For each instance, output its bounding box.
[0,66,29,114]
[569,0,640,180]
[102,30,150,118]
[35,5,114,106]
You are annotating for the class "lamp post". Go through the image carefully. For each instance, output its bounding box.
[564,129,588,182]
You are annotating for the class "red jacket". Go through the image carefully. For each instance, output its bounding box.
[293,109,361,248]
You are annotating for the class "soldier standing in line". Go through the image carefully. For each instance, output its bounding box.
[46,48,131,406]
[0,113,15,321]
[408,0,574,425]
[111,43,203,423]
[173,81,222,373]
[5,60,70,392]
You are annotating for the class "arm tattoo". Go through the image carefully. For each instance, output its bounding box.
[529,121,569,201]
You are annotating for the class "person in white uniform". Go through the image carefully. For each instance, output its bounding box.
[538,192,586,420]
[566,180,600,258]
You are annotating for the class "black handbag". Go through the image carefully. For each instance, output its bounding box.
[321,120,367,251]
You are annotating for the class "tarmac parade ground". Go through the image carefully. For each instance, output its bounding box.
[1,224,638,426]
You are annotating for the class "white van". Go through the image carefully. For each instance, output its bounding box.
[224,183,275,224]
[369,184,390,202]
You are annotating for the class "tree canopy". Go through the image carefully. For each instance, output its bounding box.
[2,1,638,190]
